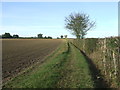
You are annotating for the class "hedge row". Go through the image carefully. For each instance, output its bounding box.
[71,37,120,88]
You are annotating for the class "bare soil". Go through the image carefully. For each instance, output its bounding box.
[2,39,62,83]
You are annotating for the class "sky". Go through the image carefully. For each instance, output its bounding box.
[0,2,118,38]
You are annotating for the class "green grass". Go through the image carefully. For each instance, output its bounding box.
[70,44,94,88]
[4,40,95,88]
[56,43,94,88]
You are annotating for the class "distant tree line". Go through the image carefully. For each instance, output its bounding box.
[0,33,53,39]
[0,33,19,38]
[37,33,52,39]
[0,33,68,39]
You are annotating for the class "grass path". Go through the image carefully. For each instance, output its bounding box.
[56,42,94,88]
[4,40,99,88]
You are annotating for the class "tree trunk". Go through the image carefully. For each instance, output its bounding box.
[76,35,80,39]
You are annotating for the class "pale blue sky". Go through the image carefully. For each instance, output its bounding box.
[0,2,118,38]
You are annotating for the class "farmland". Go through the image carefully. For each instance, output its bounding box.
[2,39,62,83]
[2,38,120,88]
[1,2,118,88]
[3,39,97,88]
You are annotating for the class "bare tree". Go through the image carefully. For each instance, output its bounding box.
[65,12,95,39]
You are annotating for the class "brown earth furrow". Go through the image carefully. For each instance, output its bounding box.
[2,39,62,83]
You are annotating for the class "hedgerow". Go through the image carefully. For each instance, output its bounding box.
[71,37,120,88]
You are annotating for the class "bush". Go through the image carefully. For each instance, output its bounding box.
[2,33,12,38]
[13,34,19,38]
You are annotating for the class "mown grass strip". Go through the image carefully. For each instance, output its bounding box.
[56,43,94,88]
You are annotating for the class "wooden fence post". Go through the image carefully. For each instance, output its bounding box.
[103,38,107,75]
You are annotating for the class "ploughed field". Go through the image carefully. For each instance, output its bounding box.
[2,39,62,83]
